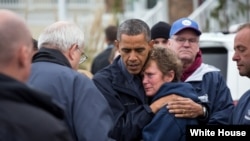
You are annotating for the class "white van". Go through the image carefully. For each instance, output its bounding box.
[199,32,250,104]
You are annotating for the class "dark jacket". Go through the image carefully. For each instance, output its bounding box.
[186,63,234,124]
[143,82,200,141]
[28,48,115,141]
[0,73,73,141]
[229,89,250,124]
[91,44,113,74]
[93,56,154,141]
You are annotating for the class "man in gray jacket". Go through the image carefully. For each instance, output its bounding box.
[28,21,115,141]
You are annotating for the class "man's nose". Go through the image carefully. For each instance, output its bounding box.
[183,39,191,46]
[232,52,240,61]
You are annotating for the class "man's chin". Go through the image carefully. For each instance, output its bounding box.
[239,71,247,77]
[146,92,154,97]
[128,69,140,75]
[180,56,193,62]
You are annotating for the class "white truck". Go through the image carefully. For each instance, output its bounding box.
[199,32,250,104]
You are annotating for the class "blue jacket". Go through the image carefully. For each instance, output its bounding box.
[93,56,154,141]
[229,89,250,124]
[186,63,234,124]
[143,82,200,141]
[28,50,115,141]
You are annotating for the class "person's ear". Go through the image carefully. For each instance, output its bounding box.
[149,40,154,49]
[167,39,172,48]
[114,40,119,53]
[163,70,175,82]
[68,44,78,60]
[152,39,155,44]
[18,45,32,68]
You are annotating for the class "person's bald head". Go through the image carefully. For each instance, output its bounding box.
[0,9,33,82]
[0,9,32,63]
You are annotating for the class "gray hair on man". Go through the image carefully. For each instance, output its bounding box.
[38,21,84,51]
[117,19,151,42]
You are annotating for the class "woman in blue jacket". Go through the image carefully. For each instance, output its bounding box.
[142,47,200,141]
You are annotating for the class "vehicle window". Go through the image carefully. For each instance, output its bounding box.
[200,47,228,81]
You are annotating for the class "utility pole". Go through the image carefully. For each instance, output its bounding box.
[58,0,67,20]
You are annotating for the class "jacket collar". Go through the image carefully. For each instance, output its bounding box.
[181,50,202,81]
[32,47,72,68]
[110,57,146,103]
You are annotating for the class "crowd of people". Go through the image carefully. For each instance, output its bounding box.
[0,8,249,141]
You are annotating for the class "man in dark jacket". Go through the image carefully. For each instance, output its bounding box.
[91,25,118,74]
[93,19,178,141]
[230,23,250,124]
[0,9,73,141]
[28,21,115,141]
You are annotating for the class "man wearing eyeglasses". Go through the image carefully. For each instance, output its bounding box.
[27,21,115,141]
[166,18,234,125]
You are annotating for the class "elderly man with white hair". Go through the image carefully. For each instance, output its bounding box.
[28,21,115,141]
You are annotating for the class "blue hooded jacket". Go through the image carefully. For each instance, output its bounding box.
[143,82,200,141]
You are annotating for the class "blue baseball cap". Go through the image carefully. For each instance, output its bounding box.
[169,18,201,37]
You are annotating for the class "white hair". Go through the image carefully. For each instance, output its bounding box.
[38,21,84,51]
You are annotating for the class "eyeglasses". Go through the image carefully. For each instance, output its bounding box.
[171,37,198,45]
[77,47,88,64]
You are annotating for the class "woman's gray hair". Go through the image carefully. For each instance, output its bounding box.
[117,19,151,42]
[38,21,84,51]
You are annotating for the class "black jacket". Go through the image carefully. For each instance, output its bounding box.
[91,45,113,74]
[93,56,154,141]
[0,73,73,141]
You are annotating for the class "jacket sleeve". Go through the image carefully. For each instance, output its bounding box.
[73,75,116,141]
[203,72,234,125]
[229,90,250,124]
[93,73,154,141]
[143,108,197,141]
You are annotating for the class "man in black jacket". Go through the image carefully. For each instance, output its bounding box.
[0,9,73,141]
[91,25,118,74]
[93,19,177,141]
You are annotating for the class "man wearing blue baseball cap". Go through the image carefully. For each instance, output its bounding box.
[169,17,201,37]
[167,17,234,125]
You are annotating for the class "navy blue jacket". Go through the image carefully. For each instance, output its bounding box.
[93,56,154,141]
[186,63,234,124]
[28,48,115,141]
[229,89,250,124]
[143,82,200,141]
